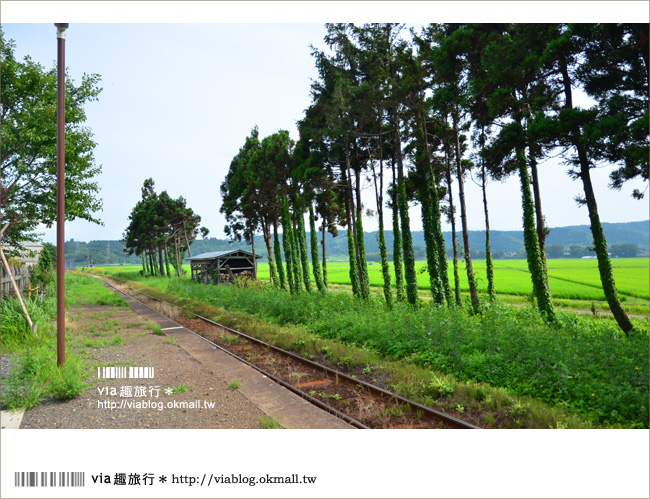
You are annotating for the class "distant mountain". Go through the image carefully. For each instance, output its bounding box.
[61,220,648,265]
[546,221,649,248]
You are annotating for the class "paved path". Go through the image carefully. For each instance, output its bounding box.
[7,284,352,429]
[119,290,352,429]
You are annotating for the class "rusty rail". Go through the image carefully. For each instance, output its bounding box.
[103,277,479,430]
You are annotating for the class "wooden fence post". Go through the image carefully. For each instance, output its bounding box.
[0,247,37,335]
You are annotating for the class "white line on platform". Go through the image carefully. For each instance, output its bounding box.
[161,326,184,331]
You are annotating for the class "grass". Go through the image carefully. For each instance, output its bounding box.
[99,271,648,428]
[65,272,128,307]
[227,380,242,390]
[222,334,239,344]
[1,294,87,409]
[83,336,125,348]
[171,383,189,393]
[163,336,177,345]
[1,272,143,410]
[258,415,283,429]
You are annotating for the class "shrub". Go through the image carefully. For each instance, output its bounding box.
[110,273,650,427]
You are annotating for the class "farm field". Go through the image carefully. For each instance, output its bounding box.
[254,258,649,314]
[98,258,649,315]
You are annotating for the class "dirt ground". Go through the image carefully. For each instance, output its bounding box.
[19,304,264,429]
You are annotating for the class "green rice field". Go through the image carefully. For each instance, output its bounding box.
[256,258,649,301]
[98,258,648,315]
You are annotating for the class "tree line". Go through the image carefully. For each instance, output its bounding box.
[220,23,647,334]
[122,178,208,277]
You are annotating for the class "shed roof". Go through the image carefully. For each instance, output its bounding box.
[187,250,262,261]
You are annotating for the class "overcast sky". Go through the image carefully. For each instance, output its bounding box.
[2,3,648,244]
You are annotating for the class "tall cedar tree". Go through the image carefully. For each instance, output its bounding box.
[537,23,648,332]
[424,24,480,312]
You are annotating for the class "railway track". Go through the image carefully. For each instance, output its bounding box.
[102,277,479,430]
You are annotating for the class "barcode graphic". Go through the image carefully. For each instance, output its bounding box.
[97,366,154,379]
[14,472,85,487]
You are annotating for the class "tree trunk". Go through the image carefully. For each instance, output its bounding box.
[321,217,328,287]
[355,167,370,300]
[164,244,171,278]
[558,53,633,328]
[296,209,312,293]
[420,106,451,305]
[371,134,392,308]
[158,245,164,276]
[290,210,303,293]
[281,200,295,293]
[250,229,256,279]
[273,221,287,290]
[414,112,444,305]
[141,253,146,275]
[394,111,418,306]
[391,155,405,303]
[341,160,361,297]
[309,203,325,292]
[183,219,193,257]
[175,235,182,278]
[344,137,365,298]
[481,161,496,301]
[452,114,480,313]
[516,145,555,321]
[148,251,155,276]
[529,143,550,287]
[262,221,278,286]
[447,165,462,307]
[574,135,633,333]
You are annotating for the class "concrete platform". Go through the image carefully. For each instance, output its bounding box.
[1,409,24,429]
[115,288,353,429]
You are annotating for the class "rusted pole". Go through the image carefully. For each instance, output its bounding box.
[55,23,68,366]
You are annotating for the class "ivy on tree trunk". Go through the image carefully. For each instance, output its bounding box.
[273,222,287,290]
[516,146,555,322]
[309,203,326,292]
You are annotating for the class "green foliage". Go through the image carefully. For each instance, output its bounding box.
[123,178,207,278]
[29,246,55,293]
[227,380,242,390]
[124,275,648,427]
[1,295,87,409]
[1,29,102,249]
[258,415,283,429]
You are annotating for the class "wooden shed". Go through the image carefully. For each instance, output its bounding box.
[188,250,262,284]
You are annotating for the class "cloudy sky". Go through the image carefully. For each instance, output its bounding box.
[2,2,647,245]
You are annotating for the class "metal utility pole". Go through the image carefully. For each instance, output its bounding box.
[55,23,68,366]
